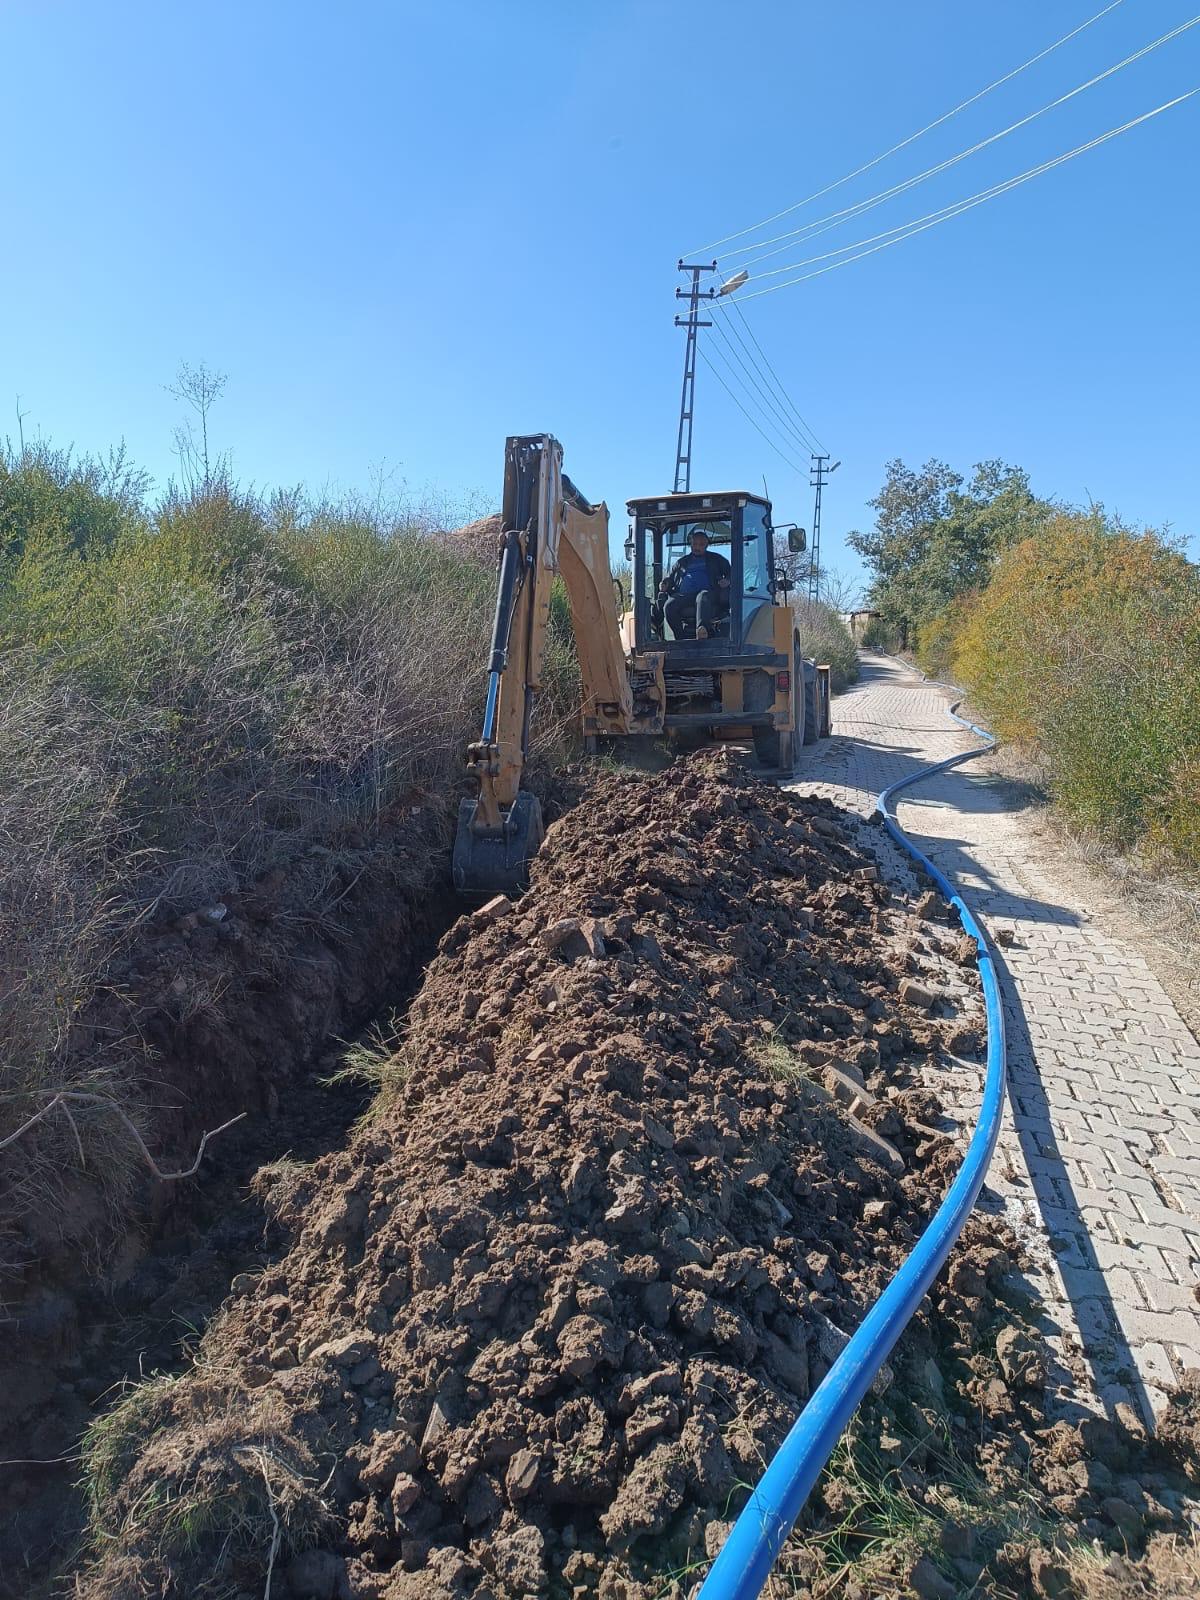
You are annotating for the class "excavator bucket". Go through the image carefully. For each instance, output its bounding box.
[451,791,545,898]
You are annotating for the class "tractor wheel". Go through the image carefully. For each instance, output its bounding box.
[802,659,820,744]
[753,640,802,774]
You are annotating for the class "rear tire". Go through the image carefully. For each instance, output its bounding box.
[753,640,803,774]
[802,660,820,745]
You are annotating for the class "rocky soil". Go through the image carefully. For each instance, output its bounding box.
[69,751,1200,1599]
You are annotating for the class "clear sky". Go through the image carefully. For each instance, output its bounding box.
[3,0,1197,590]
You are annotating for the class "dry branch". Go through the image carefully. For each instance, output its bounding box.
[0,1092,245,1180]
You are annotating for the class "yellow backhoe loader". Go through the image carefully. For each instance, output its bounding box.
[452,434,830,895]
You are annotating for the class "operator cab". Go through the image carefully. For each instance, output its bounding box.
[626,491,783,653]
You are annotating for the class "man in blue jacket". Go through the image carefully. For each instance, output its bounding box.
[658,528,733,640]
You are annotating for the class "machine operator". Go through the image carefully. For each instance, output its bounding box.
[656,527,732,641]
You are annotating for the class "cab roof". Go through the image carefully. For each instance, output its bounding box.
[626,490,767,514]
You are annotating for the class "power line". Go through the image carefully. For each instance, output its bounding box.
[715,296,826,454]
[724,13,1200,273]
[696,344,808,476]
[705,304,817,456]
[700,334,810,471]
[738,78,1199,283]
[684,0,1127,258]
[724,296,825,452]
[723,87,1200,303]
[731,88,1200,301]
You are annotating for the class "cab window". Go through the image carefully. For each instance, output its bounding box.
[741,501,771,595]
[662,517,733,563]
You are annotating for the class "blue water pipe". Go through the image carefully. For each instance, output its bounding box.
[698,690,1007,1600]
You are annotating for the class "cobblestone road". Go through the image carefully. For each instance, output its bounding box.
[792,652,1200,1424]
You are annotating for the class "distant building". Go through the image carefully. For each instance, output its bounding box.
[844,609,881,644]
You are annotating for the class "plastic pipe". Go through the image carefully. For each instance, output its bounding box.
[698,694,1006,1600]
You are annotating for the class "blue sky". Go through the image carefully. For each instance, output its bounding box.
[3,0,1197,590]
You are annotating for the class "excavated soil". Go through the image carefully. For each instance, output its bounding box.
[73,752,1200,1600]
[438,514,504,565]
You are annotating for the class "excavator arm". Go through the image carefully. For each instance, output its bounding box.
[452,435,661,896]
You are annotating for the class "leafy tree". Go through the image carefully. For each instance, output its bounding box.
[847,458,1052,631]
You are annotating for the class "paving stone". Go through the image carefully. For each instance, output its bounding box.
[1137,1273,1200,1315]
[792,652,1200,1415]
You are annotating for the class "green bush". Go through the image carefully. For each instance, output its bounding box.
[0,440,148,564]
[915,595,976,682]
[846,450,1200,873]
[861,615,902,651]
[950,513,1200,868]
[792,598,859,693]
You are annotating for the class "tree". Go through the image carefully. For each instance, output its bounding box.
[847,457,1052,632]
[772,533,812,595]
[812,567,863,613]
[772,533,863,613]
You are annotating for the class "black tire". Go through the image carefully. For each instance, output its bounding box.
[753,640,802,773]
[669,725,712,756]
[802,659,820,744]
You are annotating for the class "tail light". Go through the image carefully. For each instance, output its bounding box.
[776,671,791,693]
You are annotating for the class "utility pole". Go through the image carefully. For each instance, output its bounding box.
[673,260,717,493]
[807,454,840,602]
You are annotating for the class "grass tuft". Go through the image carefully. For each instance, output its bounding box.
[81,1361,332,1598]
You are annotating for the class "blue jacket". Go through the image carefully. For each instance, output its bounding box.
[661,548,731,604]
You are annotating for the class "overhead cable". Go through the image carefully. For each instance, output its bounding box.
[724,13,1200,274]
[699,336,809,471]
[684,0,1127,258]
[739,77,1200,282]
[695,346,807,475]
[722,87,1199,302]
[716,296,826,454]
[705,307,818,456]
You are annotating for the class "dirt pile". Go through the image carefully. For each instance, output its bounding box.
[78,749,1002,1599]
[437,514,503,566]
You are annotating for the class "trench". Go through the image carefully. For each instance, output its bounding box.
[0,858,463,1600]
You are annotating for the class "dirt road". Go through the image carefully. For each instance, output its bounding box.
[794,652,1200,1424]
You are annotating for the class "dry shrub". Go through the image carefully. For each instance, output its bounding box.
[0,452,586,1261]
[0,655,150,1242]
[1148,757,1200,870]
[915,591,979,683]
[791,597,859,692]
[1066,1532,1200,1596]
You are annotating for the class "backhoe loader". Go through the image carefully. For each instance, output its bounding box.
[452,435,830,896]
